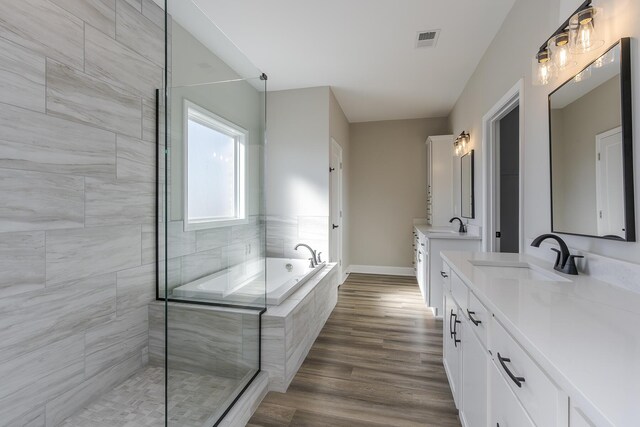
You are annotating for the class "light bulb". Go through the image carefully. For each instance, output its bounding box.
[550,33,574,70]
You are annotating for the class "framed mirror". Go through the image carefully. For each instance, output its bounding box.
[461,150,475,219]
[549,38,635,241]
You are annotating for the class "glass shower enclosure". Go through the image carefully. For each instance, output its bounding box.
[158,1,266,425]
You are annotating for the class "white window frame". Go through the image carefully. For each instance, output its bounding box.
[183,99,248,231]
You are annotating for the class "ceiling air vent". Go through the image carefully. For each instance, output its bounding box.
[416,30,440,48]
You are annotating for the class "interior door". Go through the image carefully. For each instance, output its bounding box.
[330,138,343,271]
[497,106,520,253]
[596,127,624,237]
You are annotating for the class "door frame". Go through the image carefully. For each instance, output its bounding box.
[595,126,623,235]
[330,138,344,279]
[482,80,525,253]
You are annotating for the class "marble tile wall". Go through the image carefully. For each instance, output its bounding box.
[266,215,329,262]
[164,216,265,294]
[148,302,260,380]
[261,264,339,392]
[0,0,163,424]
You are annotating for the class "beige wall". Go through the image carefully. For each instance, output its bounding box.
[329,89,351,271]
[349,118,450,268]
[448,0,640,263]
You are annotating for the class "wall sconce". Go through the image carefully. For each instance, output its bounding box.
[532,0,604,86]
[454,132,470,156]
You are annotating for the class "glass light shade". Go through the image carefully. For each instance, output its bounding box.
[574,65,592,82]
[594,48,616,68]
[532,50,556,86]
[570,7,604,54]
[550,33,575,70]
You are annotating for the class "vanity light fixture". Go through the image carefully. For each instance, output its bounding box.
[533,0,604,86]
[454,132,470,156]
[570,6,604,54]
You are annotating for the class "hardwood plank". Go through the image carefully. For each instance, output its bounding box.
[249,274,460,426]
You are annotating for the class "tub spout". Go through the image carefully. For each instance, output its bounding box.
[294,243,317,267]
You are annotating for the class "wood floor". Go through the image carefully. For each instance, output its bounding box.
[248,273,461,427]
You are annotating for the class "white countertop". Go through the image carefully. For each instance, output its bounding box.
[414,225,482,240]
[440,251,640,427]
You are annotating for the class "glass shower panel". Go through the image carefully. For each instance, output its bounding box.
[162,1,266,425]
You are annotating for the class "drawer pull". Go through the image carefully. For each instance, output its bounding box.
[497,353,525,388]
[449,310,455,338]
[452,313,461,347]
[440,271,448,278]
[467,309,482,326]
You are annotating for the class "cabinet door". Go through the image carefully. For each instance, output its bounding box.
[443,293,461,407]
[417,248,425,299]
[461,316,488,427]
[489,359,535,427]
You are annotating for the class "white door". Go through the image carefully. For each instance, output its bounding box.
[596,127,625,237]
[330,138,343,273]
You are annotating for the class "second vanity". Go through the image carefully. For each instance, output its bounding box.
[413,224,480,316]
[441,250,640,427]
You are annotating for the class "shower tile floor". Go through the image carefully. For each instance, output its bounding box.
[61,366,253,427]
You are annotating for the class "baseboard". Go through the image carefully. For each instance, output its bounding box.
[347,265,415,277]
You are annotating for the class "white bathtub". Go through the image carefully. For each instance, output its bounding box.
[171,258,325,306]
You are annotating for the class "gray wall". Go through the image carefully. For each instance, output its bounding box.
[348,117,450,268]
[266,87,331,261]
[448,0,640,263]
[0,0,163,424]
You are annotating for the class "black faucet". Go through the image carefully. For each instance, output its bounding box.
[530,234,583,275]
[449,217,467,233]
[294,243,318,268]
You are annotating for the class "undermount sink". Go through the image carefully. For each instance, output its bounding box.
[468,259,571,282]
[427,229,458,234]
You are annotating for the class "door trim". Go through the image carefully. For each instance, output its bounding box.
[482,80,525,253]
[330,138,344,280]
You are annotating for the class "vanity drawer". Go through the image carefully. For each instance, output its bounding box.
[466,292,488,349]
[491,317,566,427]
[450,271,468,310]
[440,261,451,292]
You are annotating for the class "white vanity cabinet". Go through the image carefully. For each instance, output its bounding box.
[443,291,462,407]
[425,135,454,227]
[443,263,488,427]
[439,252,617,427]
[413,226,480,315]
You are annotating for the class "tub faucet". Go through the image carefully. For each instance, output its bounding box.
[449,217,467,233]
[530,233,583,275]
[294,243,317,268]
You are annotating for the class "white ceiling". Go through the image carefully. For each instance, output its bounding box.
[193,0,516,123]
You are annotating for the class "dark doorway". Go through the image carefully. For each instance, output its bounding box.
[498,106,520,253]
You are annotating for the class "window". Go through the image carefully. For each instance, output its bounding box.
[184,100,247,229]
